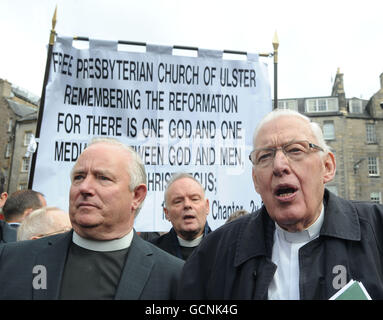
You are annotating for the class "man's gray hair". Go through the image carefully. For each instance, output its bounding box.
[252,109,331,154]
[72,137,147,216]
[164,172,205,208]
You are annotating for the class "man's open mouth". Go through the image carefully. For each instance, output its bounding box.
[275,185,298,198]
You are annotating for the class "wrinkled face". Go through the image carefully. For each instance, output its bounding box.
[252,116,335,232]
[69,143,146,240]
[164,177,209,241]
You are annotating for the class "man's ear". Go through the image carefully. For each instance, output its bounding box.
[131,184,147,212]
[323,152,336,184]
[23,208,34,218]
[205,198,210,216]
[0,192,8,208]
[163,207,170,221]
[252,167,260,193]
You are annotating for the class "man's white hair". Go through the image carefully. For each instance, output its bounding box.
[17,206,68,241]
[252,109,331,154]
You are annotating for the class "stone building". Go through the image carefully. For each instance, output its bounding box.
[277,70,383,203]
[0,79,40,194]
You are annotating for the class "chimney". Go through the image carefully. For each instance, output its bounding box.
[331,68,345,95]
[380,72,383,90]
[0,79,12,98]
[331,68,347,113]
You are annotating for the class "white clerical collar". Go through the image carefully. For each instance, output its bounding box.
[275,206,324,243]
[177,234,204,247]
[72,230,133,252]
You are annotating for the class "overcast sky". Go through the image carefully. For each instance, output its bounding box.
[1,0,382,100]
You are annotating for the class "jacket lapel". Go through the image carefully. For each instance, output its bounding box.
[234,208,275,267]
[320,190,361,241]
[32,231,72,300]
[114,232,154,300]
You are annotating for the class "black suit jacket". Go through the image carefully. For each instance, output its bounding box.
[150,223,212,260]
[0,220,17,243]
[0,230,184,299]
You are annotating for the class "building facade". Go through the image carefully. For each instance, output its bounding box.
[0,79,39,194]
[277,70,383,203]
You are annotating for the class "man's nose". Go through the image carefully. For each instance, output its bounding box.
[183,198,193,208]
[78,176,95,196]
[272,149,291,176]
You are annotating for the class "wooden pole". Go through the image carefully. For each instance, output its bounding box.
[28,6,57,189]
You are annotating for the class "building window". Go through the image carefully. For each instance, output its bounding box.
[21,157,30,172]
[349,99,362,113]
[367,157,379,176]
[323,121,335,140]
[5,143,11,158]
[24,131,33,146]
[18,183,28,190]
[305,98,338,113]
[7,119,13,133]
[278,100,298,111]
[366,123,377,143]
[370,192,382,204]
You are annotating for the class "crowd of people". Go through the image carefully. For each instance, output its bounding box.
[0,109,382,300]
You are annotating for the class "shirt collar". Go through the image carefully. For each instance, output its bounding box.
[275,205,324,244]
[234,189,361,267]
[177,234,204,247]
[72,230,133,252]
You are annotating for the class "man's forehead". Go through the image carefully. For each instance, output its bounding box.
[78,143,130,162]
[255,116,313,146]
[83,142,126,154]
[168,178,204,195]
[73,145,130,175]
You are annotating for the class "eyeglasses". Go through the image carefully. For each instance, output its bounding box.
[249,140,324,167]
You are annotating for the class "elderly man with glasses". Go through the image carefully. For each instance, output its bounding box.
[177,109,383,300]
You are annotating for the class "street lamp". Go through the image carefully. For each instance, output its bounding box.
[272,31,279,110]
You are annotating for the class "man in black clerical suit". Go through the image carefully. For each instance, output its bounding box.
[177,109,383,300]
[0,137,183,299]
[150,173,211,260]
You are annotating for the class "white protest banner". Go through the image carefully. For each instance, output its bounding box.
[32,36,272,231]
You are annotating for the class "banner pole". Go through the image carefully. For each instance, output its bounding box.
[28,6,57,189]
[74,36,272,58]
[272,31,279,110]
